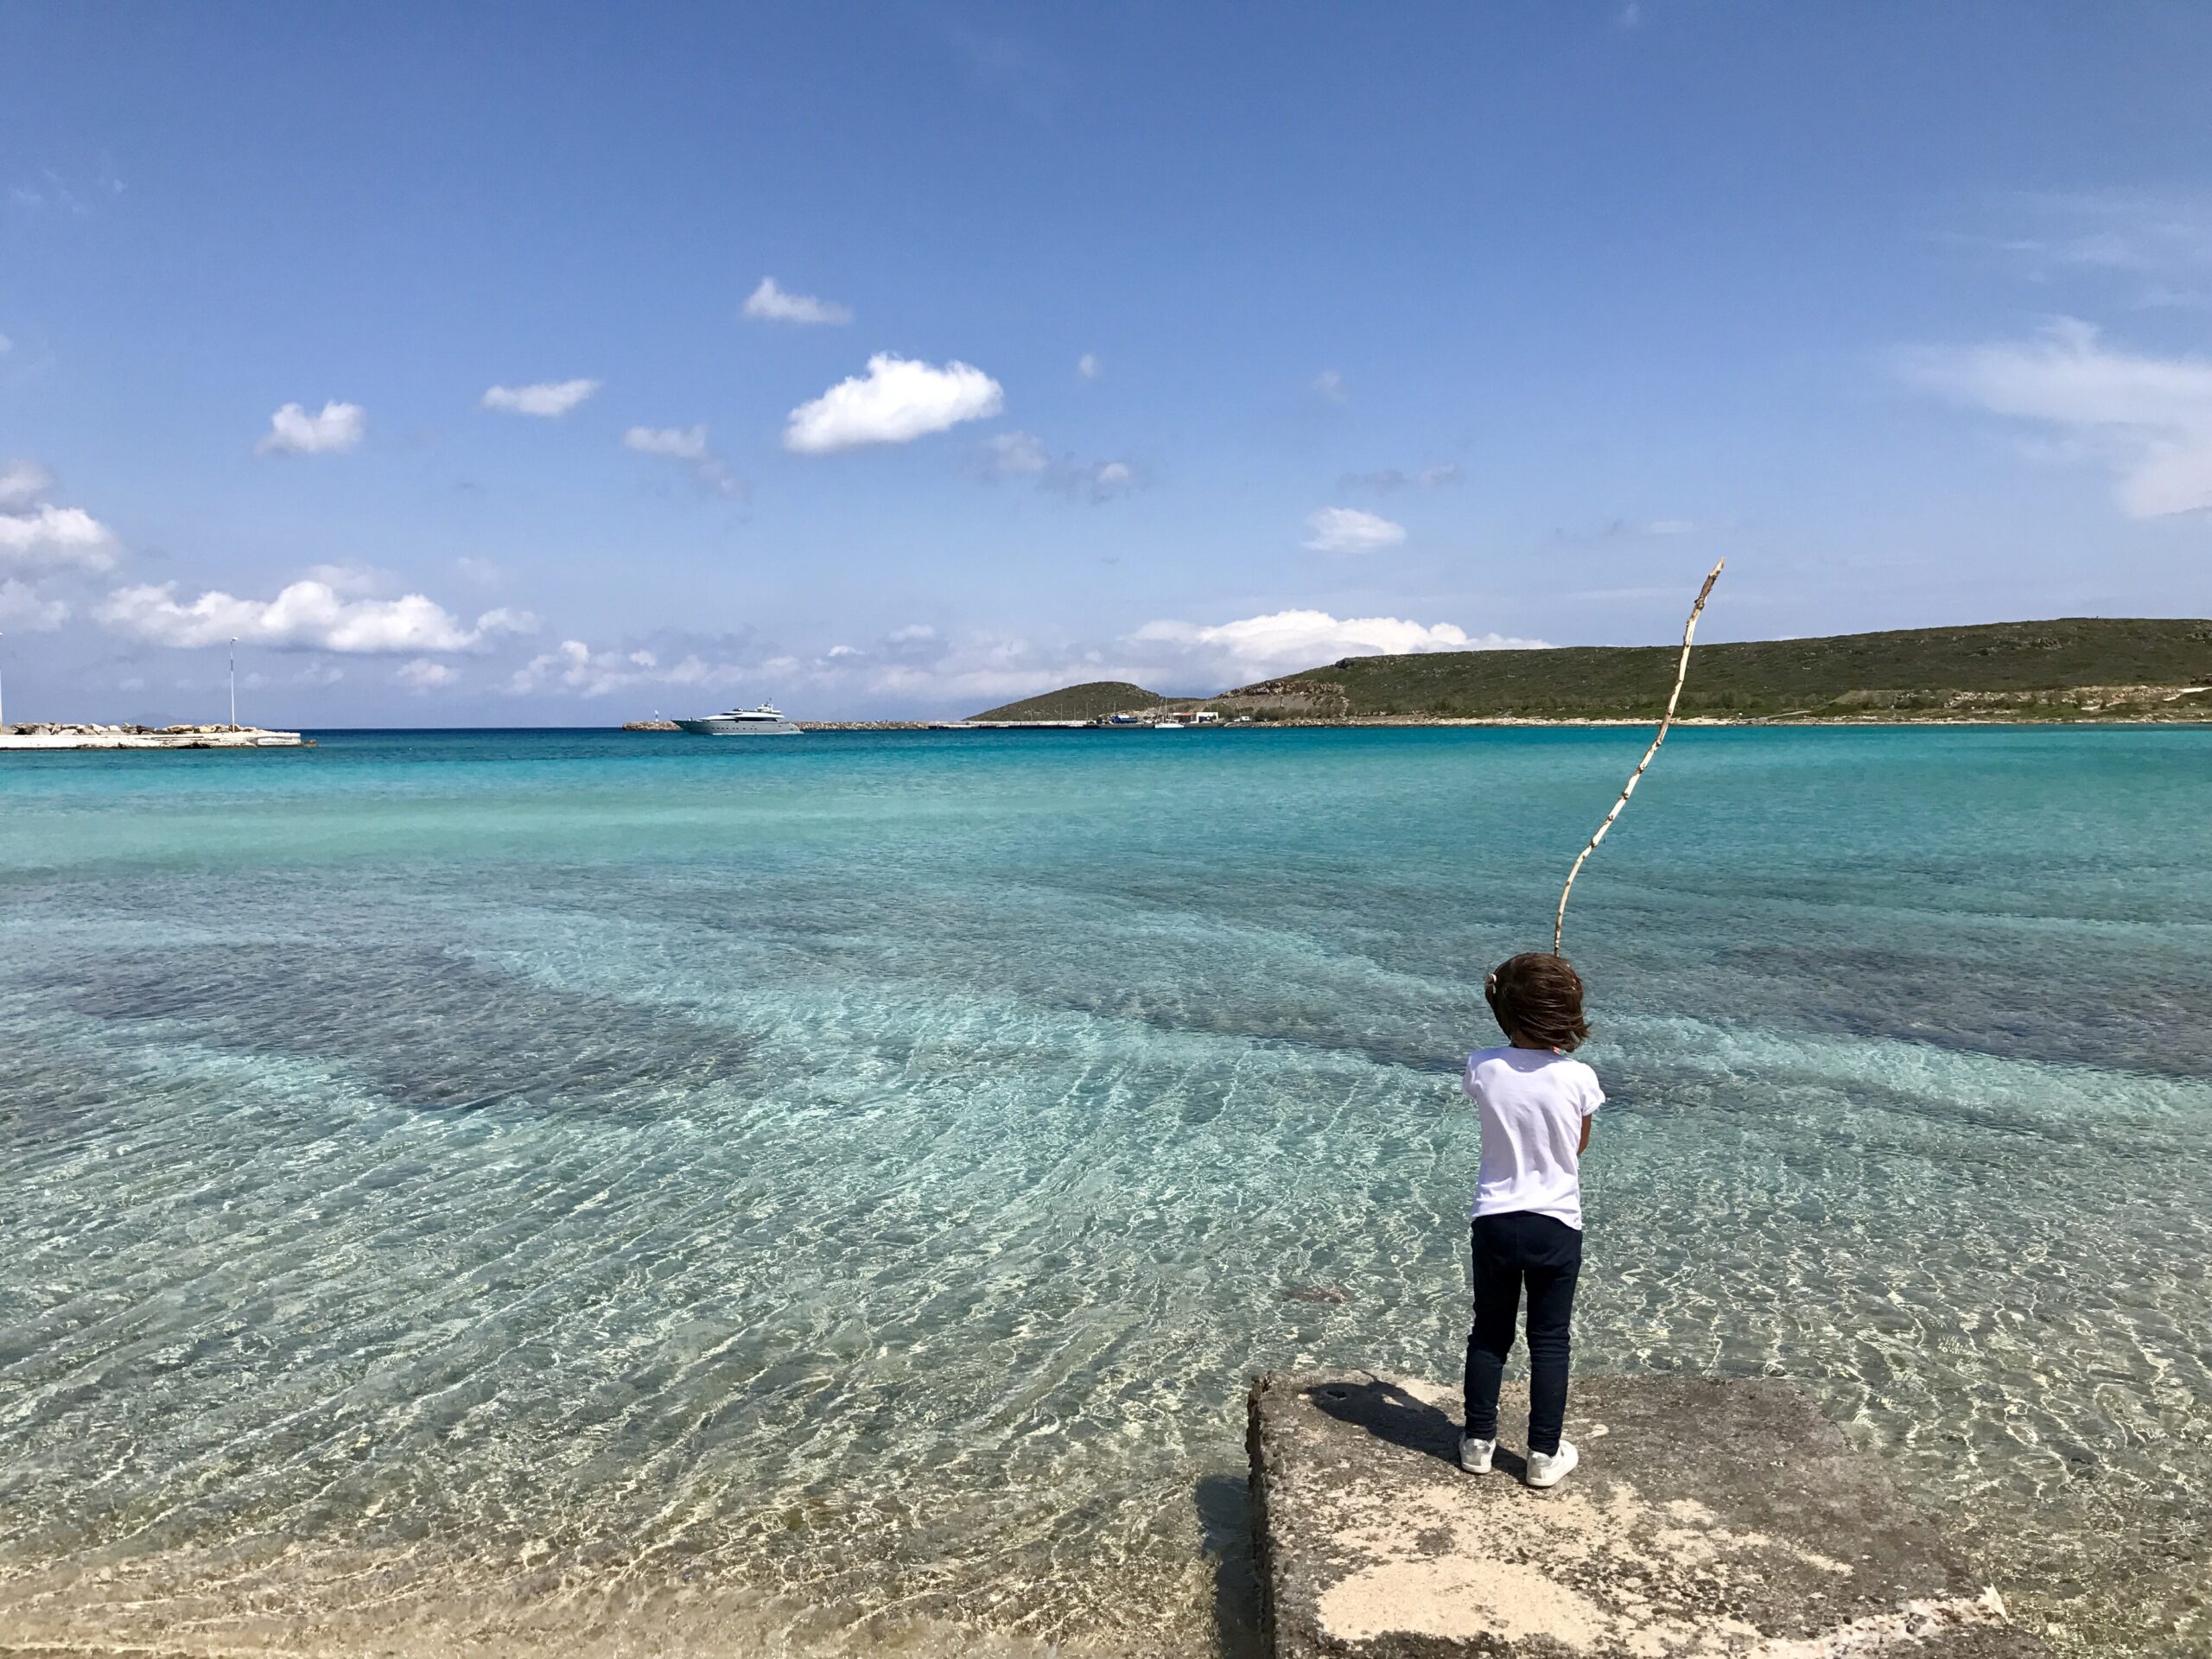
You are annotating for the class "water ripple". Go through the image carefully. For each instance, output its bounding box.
[2,726,2209,1657]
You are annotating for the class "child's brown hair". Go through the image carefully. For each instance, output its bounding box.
[1484,953,1590,1052]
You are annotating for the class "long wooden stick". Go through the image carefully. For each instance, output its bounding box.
[1552,558,1725,956]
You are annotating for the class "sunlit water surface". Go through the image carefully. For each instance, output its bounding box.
[2,727,2208,1656]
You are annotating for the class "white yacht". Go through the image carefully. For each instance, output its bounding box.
[674,702,802,736]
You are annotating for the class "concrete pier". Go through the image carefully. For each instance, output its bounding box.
[0,723,305,750]
[1247,1370,2043,1658]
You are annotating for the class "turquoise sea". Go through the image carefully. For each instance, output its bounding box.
[2,726,2208,1656]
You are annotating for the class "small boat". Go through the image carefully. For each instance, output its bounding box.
[674,702,802,736]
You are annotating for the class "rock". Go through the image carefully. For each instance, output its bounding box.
[1283,1283,1354,1305]
[1246,1370,2044,1658]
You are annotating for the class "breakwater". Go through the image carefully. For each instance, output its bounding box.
[1,721,306,750]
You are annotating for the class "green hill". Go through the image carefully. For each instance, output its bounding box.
[982,620,2212,724]
[973,680,1171,721]
[1217,618,2212,721]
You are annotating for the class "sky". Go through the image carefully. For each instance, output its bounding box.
[3,2,2210,726]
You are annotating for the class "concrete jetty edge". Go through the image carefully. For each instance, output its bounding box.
[1246,1369,2044,1658]
[0,723,305,750]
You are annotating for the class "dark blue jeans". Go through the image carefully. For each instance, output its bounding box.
[1463,1210,1583,1456]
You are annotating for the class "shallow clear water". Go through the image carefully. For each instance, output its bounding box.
[2,727,2208,1656]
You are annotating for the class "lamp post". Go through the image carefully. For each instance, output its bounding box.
[1,631,7,734]
[228,637,238,730]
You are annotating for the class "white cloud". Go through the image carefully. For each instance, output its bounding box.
[785,353,1003,454]
[465,606,537,636]
[1341,462,1461,493]
[742,276,852,326]
[0,577,68,629]
[1312,369,1346,403]
[301,561,393,595]
[10,171,95,215]
[623,424,740,496]
[397,658,459,690]
[1055,458,1141,505]
[0,464,118,639]
[1132,609,1544,684]
[1947,195,2212,311]
[505,624,1043,709]
[0,459,56,511]
[826,626,1075,703]
[979,433,1140,503]
[0,503,118,570]
[510,639,593,696]
[480,378,600,417]
[756,609,1535,709]
[1906,317,2212,517]
[623,425,706,461]
[508,638,754,699]
[625,424,709,460]
[1304,505,1406,554]
[1552,515,1725,546]
[1974,192,2212,284]
[99,579,537,654]
[257,400,365,456]
[985,430,1051,474]
[0,332,12,355]
[500,604,1549,717]
[1077,353,1101,379]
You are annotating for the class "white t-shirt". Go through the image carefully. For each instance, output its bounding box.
[1462,1046,1605,1230]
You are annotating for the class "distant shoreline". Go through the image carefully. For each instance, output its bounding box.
[1185,713,2212,728]
[972,620,2212,728]
[615,714,2212,734]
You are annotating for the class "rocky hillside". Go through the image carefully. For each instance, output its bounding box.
[973,620,2212,725]
[972,681,1170,721]
[1213,618,2212,721]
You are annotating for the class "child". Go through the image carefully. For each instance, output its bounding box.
[1459,951,1603,1489]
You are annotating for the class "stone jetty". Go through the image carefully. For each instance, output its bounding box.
[1247,1370,2043,1658]
[0,722,306,750]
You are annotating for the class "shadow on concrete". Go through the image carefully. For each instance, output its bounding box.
[1302,1374,1530,1478]
[1193,1471,1265,1659]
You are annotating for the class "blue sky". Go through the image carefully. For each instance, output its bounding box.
[3,3,2209,724]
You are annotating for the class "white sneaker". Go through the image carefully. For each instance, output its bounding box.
[1458,1434,1495,1474]
[1524,1440,1579,1489]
